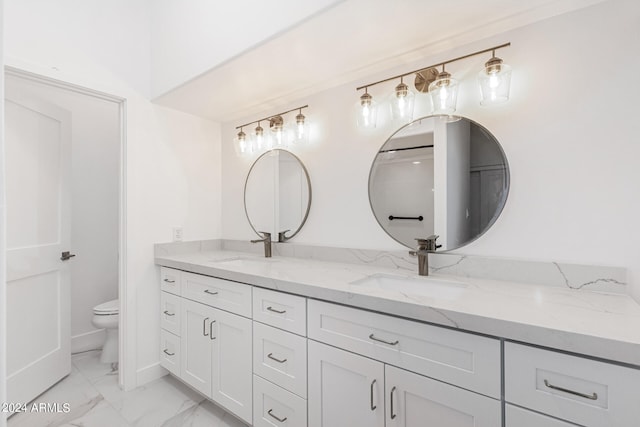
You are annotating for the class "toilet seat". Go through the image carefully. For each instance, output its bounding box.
[93,299,119,315]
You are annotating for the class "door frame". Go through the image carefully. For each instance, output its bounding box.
[3,66,133,391]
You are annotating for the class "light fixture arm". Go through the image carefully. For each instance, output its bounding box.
[236,105,309,130]
[355,42,510,92]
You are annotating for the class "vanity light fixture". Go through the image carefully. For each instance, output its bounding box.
[233,127,250,157]
[356,87,377,129]
[269,115,287,148]
[428,64,459,114]
[390,76,415,123]
[355,42,511,122]
[292,108,309,145]
[234,105,309,157]
[254,122,266,151]
[478,50,512,105]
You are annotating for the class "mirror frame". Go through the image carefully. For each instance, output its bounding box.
[244,149,312,241]
[367,114,510,251]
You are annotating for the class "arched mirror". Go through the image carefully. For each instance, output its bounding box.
[369,115,509,251]
[245,149,312,242]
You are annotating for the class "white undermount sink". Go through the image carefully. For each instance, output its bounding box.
[351,274,467,299]
[208,256,277,268]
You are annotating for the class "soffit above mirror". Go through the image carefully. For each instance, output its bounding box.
[152,0,605,122]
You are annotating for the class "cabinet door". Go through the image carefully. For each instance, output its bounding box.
[506,404,577,427]
[385,365,501,427]
[211,307,253,424]
[308,340,384,427]
[180,299,215,397]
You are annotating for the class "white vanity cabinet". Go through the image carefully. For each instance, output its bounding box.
[159,268,253,424]
[308,340,500,427]
[308,340,385,427]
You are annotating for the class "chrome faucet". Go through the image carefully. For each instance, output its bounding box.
[409,235,441,276]
[251,232,272,258]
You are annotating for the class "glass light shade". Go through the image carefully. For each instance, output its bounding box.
[270,127,289,148]
[390,82,415,123]
[428,72,459,115]
[290,112,309,145]
[478,62,512,105]
[253,125,269,152]
[233,130,251,157]
[356,92,377,128]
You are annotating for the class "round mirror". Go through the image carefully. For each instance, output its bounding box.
[245,149,312,242]
[369,115,509,251]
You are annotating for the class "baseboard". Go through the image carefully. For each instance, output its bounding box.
[136,362,168,387]
[71,329,106,353]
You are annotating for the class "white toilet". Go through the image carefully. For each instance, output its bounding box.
[91,299,119,364]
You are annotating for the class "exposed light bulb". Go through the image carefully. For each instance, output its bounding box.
[390,79,414,123]
[356,90,377,128]
[479,55,512,105]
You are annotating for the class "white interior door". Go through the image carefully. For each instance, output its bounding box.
[5,87,72,406]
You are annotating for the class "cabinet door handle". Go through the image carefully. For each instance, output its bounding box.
[209,320,216,340]
[204,289,219,295]
[390,386,397,419]
[266,306,286,314]
[267,353,287,364]
[163,349,175,356]
[369,333,399,346]
[163,310,175,317]
[267,409,287,423]
[203,317,210,337]
[544,379,598,400]
[163,278,175,283]
[370,379,377,411]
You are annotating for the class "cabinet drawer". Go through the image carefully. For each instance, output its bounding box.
[253,322,307,398]
[253,375,307,427]
[160,291,181,336]
[308,299,501,398]
[506,405,577,427]
[253,287,306,336]
[160,329,180,376]
[160,267,181,295]
[505,342,640,427]
[182,271,251,317]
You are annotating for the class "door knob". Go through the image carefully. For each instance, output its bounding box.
[60,251,76,261]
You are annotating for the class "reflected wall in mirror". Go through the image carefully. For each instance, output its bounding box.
[369,115,509,251]
[244,149,311,241]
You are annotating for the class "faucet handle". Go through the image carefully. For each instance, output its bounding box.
[250,231,271,243]
[278,230,291,243]
[259,231,271,240]
[415,235,440,251]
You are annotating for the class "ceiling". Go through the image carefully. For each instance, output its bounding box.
[153,0,605,123]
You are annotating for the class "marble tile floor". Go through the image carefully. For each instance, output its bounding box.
[9,350,248,427]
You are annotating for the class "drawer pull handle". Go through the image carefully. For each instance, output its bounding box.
[203,317,210,337]
[204,289,219,295]
[267,306,286,314]
[369,334,399,346]
[267,409,287,423]
[267,353,287,364]
[544,379,598,400]
[163,310,175,317]
[163,278,175,283]
[163,349,175,356]
[390,386,397,419]
[209,320,217,340]
[370,379,377,411]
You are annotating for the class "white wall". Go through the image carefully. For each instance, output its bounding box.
[5,74,120,352]
[4,0,223,388]
[149,0,342,97]
[222,0,640,300]
[0,0,7,423]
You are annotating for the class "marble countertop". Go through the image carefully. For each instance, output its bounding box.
[155,250,640,367]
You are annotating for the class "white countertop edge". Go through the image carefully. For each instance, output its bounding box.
[155,253,640,367]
